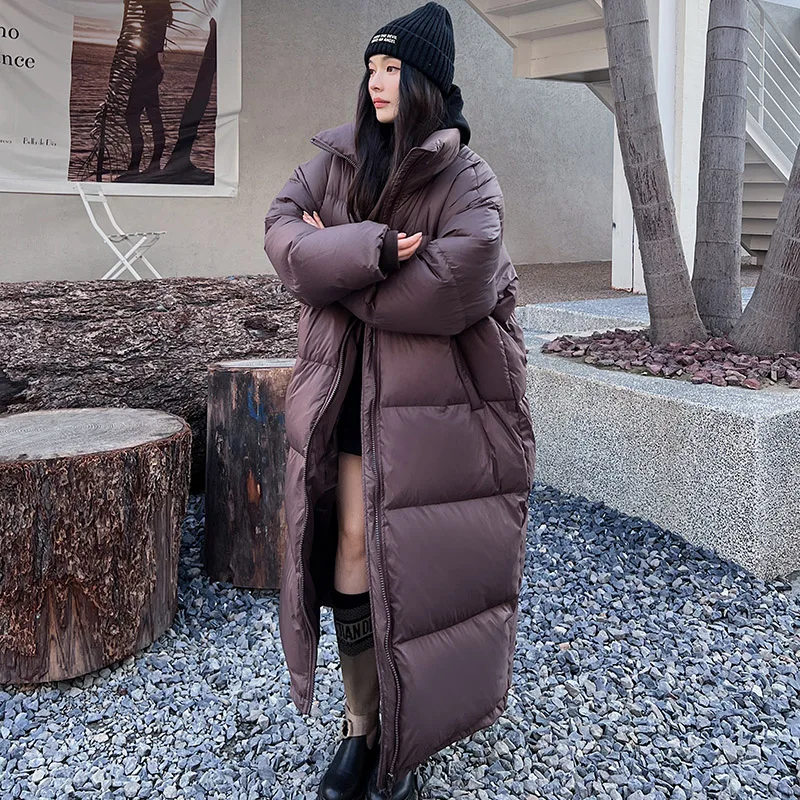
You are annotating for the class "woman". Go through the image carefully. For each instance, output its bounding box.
[264,4,535,799]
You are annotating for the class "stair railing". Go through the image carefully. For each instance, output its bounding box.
[747,0,800,163]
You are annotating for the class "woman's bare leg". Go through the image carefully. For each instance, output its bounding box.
[335,453,368,593]
[333,452,378,748]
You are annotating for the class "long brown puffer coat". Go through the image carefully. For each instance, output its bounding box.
[264,121,536,794]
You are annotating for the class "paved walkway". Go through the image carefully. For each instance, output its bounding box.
[514,261,761,306]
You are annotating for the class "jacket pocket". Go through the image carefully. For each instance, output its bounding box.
[451,337,484,411]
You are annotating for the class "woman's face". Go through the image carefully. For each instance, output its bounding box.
[368,55,402,123]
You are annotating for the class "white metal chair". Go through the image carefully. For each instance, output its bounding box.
[74,182,165,280]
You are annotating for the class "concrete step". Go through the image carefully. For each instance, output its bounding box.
[485,0,581,15]
[741,234,773,252]
[508,2,604,40]
[744,163,785,183]
[742,201,783,219]
[522,28,609,79]
[743,182,787,203]
[741,217,777,236]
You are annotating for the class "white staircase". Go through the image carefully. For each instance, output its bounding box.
[466,0,800,265]
[741,0,798,264]
[466,0,608,80]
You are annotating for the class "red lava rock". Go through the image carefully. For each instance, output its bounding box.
[542,330,800,390]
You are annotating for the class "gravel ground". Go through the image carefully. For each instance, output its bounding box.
[2,486,799,800]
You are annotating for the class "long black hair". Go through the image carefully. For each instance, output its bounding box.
[346,63,446,223]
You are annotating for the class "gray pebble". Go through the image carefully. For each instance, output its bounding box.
[1,488,799,799]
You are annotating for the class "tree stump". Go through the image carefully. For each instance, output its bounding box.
[204,358,295,589]
[0,408,192,684]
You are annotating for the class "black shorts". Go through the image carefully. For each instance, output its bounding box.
[336,338,363,456]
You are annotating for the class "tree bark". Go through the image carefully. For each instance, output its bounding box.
[692,0,748,336]
[0,276,301,492]
[204,358,295,589]
[603,0,708,344]
[0,408,191,684]
[730,139,800,354]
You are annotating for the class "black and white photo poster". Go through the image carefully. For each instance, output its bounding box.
[0,0,240,195]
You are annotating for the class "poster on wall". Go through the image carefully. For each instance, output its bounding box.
[0,0,240,196]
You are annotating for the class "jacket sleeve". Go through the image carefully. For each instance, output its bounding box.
[264,150,399,308]
[336,163,503,336]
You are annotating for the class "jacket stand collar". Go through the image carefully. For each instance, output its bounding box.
[311,123,462,217]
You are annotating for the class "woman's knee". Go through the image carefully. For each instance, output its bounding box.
[336,453,365,559]
[337,525,366,564]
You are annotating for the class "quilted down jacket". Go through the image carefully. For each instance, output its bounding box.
[264,121,536,795]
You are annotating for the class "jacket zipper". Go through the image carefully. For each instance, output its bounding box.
[310,133,413,793]
[298,319,356,712]
[371,324,401,796]
[310,137,357,170]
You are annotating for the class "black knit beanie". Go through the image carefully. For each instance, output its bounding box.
[364,2,455,95]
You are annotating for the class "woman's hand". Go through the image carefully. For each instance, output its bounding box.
[302,210,325,229]
[304,211,421,263]
[398,232,423,262]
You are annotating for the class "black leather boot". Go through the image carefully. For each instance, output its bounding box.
[366,765,418,800]
[317,723,381,800]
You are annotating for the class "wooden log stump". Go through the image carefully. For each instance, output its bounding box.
[204,358,295,589]
[0,408,192,684]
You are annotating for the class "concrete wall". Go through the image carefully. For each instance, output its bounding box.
[0,0,613,282]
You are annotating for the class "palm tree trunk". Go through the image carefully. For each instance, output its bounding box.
[691,0,748,336]
[603,0,707,344]
[729,140,800,354]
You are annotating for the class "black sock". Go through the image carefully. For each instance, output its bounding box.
[332,589,374,656]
